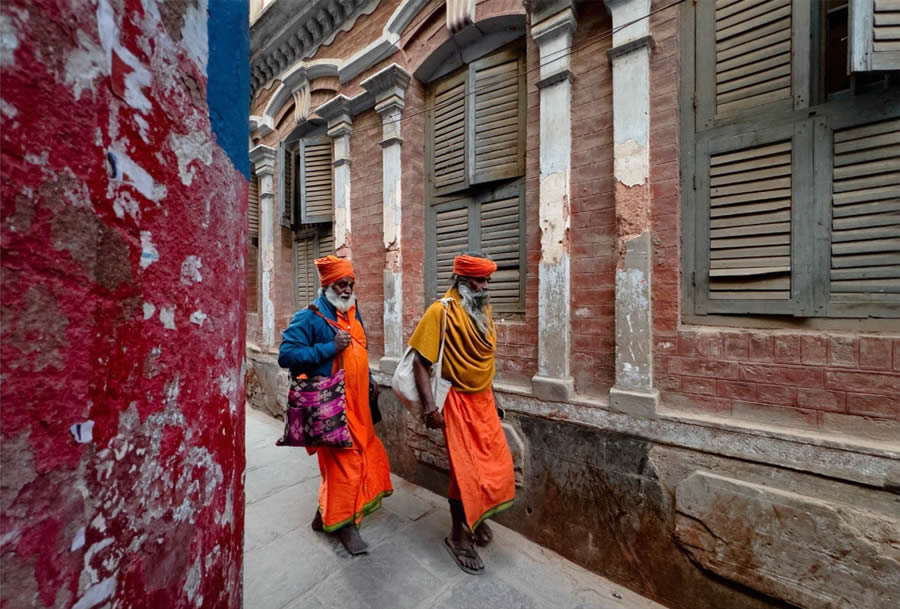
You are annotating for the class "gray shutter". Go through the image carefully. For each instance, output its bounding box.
[428,70,468,195]
[695,122,811,315]
[294,235,316,306]
[317,223,335,257]
[469,46,525,184]
[248,240,259,314]
[850,0,900,72]
[428,198,472,302]
[477,181,525,311]
[830,117,900,302]
[248,172,260,239]
[280,143,297,228]
[300,137,334,224]
[712,0,793,118]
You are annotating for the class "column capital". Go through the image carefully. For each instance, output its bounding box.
[361,63,411,113]
[316,95,353,136]
[530,6,577,46]
[602,0,652,46]
[248,145,276,176]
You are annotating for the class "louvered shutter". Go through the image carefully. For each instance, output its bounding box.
[300,137,334,224]
[850,0,900,72]
[428,199,472,302]
[317,224,335,257]
[695,123,811,314]
[247,241,259,314]
[711,0,793,118]
[280,143,297,228]
[469,46,525,184]
[477,183,525,310]
[295,236,316,306]
[830,118,900,302]
[248,172,260,240]
[428,70,468,195]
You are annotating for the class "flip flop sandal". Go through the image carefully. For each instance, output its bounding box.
[443,537,484,575]
[472,523,493,547]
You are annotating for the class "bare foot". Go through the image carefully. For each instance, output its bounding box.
[472,521,493,547]
[443,535,484,574]
[337,524,369,555]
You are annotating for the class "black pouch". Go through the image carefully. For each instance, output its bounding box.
[369,383,383,424]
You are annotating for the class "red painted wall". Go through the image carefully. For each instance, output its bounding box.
[1,1,246,607]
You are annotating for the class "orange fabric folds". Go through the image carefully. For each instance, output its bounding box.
[452,254,497,277]
[316,306,392,531]
[407,289,496,393]
[443,388,515,529]
[315,255,355,287]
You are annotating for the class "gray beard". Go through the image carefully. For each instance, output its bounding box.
[324,287,356,313]
[457,283,491,335]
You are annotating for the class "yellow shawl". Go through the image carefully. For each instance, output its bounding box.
[408,289,496,393]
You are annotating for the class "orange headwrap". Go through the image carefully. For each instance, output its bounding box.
[452,254,497,277]
[315,255,355,286]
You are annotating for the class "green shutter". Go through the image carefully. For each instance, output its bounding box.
[428,198,472,302]
[477,182,525,310]
[294,235,316,306]
[248,172,260,239]
[280,143,297,228]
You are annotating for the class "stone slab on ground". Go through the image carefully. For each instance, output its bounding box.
[244,407,669,609]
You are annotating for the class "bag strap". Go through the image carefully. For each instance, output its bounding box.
[310,307,347,369]
[434,298,452,374]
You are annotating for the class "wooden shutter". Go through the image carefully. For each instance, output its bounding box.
[830,118,900,302]
[428,70,468,195]
[850,0,900,72]
[469,46,525,184]
[429,199,472,302]
[477,182,525,310]
[317,223,334,257]
[247,241,258,313]
[295,235,316,306]
[280,143,297,228]
[300,137,333,224]
[248,172,260,239]
[711,0,793,118]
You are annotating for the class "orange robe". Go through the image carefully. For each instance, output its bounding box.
[408,290,515,529]
[315,306,392,531]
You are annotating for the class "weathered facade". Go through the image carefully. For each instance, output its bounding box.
[246,1,900,608]
[1,0,248,607]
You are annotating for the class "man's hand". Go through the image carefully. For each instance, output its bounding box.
[334,330,351,351]
[423,409,445,430]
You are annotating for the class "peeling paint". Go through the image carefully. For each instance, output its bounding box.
[70,421,95,444]
[140,231,159,268]
[171,131,213,186]
[180,255,203,285]
[72,575,116,609]
[190,310,208,326]
[143,302,156,319]
[614,139,649,188]
[159,307,176,330]
[64,31,106,100]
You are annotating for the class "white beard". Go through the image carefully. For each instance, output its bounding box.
[324,287,356,313]
[457,283,491,335]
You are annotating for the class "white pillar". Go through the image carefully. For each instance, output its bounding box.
[530,6,577,402]
[316,95,354,257]
[249,145,277,348]
[362,64,412,374]
[604,0,659,416]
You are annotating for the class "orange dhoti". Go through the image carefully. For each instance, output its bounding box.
[315,307,392,532]
[442,387,515,530]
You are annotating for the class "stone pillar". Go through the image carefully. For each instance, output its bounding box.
[530,5,577,402]
[316,95,354,257]
[604,0,659,416]
[362,64,412,374]
[249,144,277,349]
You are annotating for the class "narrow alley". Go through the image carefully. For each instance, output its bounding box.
[243,408,666,609]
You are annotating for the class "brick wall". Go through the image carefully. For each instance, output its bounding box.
[400,78,427,341]
[350,109,385,360]
[569,8,616,397]
[648,3,899,438]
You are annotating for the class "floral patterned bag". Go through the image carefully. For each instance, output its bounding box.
[277,367,352,448]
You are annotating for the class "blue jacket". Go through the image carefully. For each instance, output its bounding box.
[278,293,367,379]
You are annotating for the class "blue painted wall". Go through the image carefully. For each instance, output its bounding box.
[207,0,250,179]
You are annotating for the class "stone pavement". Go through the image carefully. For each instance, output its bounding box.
[243,407,668,609]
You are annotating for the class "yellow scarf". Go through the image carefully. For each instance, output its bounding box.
[408,289,496,393]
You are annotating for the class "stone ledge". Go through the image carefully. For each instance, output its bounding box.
[531,375,575,402]
[609,387,659,418]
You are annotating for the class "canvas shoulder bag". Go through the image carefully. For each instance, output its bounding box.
[391,298,453,416]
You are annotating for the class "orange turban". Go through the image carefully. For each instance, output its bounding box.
[315,255,355,286]
[452,254,497,277]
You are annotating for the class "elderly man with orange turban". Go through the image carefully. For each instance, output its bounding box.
[278,255,392,555]
[408,252,515,575]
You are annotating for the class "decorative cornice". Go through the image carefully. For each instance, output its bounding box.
[530,6,577,45]
[249,145,277,176]
[361,64,411,102]
[536,69,574,89]
[316,94,353,125]
[249,115,274,137]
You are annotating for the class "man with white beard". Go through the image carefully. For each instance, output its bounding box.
[408,252,516,575]
[278,255,392,555]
